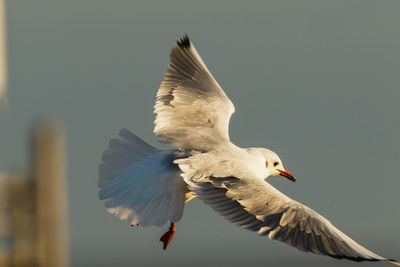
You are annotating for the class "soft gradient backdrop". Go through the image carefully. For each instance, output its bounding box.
[1,0,399,266]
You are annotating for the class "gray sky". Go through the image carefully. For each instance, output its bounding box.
[1,0,399,266]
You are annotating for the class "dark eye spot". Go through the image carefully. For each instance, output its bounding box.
[265,161,269,168]
[273,161,279,167]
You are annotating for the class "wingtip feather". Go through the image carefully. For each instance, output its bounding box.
[386,259,400,266]
[177,34,191,48]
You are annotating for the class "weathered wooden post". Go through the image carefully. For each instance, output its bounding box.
[32,120,69,267]
[10,172,37,267]
[0,173,11,267]
[0,0,7,105]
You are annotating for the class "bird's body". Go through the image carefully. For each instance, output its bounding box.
[98,35,398,264]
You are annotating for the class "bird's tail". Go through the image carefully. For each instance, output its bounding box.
[98,129,187,227]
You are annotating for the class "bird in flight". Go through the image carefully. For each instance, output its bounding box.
[98,35,398,265]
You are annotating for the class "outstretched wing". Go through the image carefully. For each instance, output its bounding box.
[176,154,388,262]
[154,35,235,151]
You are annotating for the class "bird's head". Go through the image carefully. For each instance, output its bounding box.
[252,148,296,182]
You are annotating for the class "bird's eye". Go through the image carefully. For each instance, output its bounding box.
[273,161,279,167]
[265,161,269,168]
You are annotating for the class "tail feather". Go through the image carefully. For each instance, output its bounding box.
[98,129,186,227]
[118,128,158,152]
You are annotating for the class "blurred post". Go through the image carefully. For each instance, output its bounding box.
[10,173,37,267]
[33,120,69,267]
[0,0,7,104]
[0,173,11,267]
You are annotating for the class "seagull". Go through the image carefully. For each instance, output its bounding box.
[98,35,398,265]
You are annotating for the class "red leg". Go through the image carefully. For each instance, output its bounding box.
[159,222,175,250]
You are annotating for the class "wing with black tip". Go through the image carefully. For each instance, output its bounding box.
[154,35,235,151]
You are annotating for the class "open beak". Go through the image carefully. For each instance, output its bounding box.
[278,169,296,183]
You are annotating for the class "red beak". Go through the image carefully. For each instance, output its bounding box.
[278,169,296,183]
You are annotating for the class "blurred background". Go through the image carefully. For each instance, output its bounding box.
[0,0,399,266]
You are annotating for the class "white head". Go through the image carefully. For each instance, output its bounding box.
[248,148,296,182]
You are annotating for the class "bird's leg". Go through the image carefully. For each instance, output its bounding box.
[159,222,175,250]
